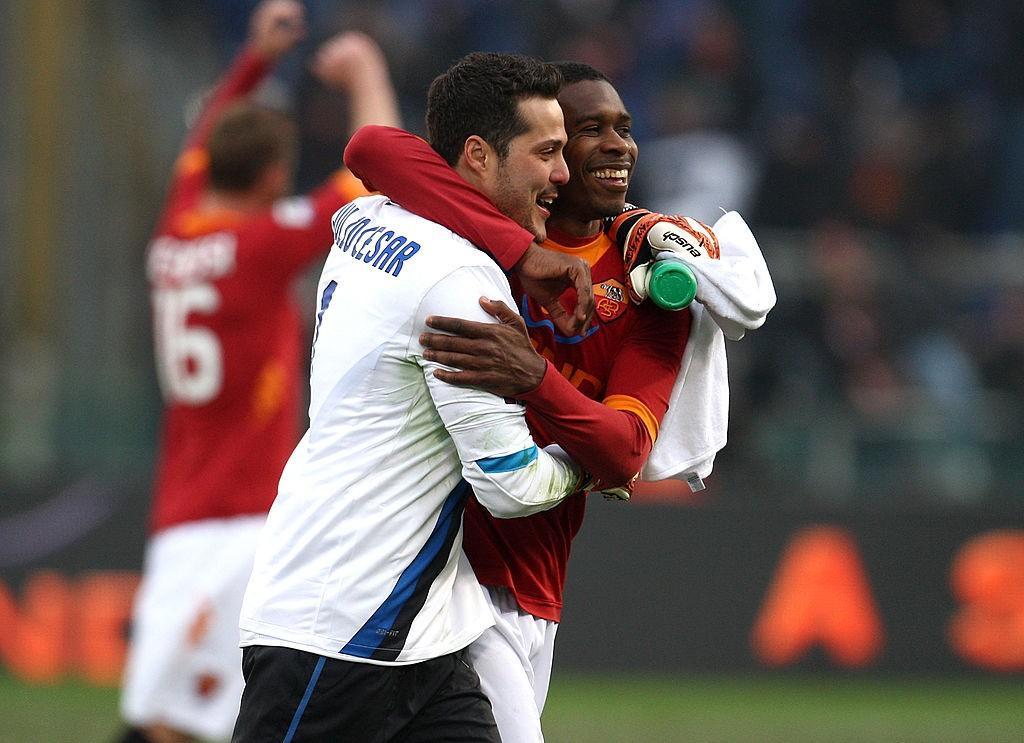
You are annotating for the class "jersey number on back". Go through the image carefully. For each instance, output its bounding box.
[153,284,223,405]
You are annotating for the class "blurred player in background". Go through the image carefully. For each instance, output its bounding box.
[116,2,400,742]
[231,52,586,743]
[345,61,696,742]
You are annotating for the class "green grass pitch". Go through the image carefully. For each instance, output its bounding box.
[3,671,1023,742]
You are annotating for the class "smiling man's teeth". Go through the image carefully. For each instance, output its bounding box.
[594,169,628,180]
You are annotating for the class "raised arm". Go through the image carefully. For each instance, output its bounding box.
[248,30,404,276]
[345,125,594,334]
[186,0,304,151]
[310,32,401,135]
[164,0,304,215]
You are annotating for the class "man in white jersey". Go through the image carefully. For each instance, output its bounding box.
[232,53,584,742]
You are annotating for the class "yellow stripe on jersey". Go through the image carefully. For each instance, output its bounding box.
[252,359,287,426]
[175,148,209,177]
[175,209,244,237]
[333,168,371,202]
[603,394,659,443]
[542,232,615,268]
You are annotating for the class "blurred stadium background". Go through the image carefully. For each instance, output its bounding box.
[2,0,1024,740]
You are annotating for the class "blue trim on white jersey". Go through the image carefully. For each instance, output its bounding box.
[283,654,326,743]
[341,480,469,658]
[310,280,337,358]
[476,445,539,473]
[519,294,600,345]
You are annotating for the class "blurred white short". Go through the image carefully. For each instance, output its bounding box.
[466,585,559,743]
[120,514,265,739]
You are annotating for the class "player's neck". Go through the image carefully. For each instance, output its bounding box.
[202,189,271,215]
[546,215,601,240]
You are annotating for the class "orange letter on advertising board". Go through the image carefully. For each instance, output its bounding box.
[949,529,1024,671]
[751,526,884,667]
[76,572,140,686]
[1,570,141,684]
[0,572,73,682]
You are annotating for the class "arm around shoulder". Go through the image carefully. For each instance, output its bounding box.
[415,265,583,517]
[343,125,535,270]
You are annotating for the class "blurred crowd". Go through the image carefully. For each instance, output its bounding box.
[192,0,1024,235]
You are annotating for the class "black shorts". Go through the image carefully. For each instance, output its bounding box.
[231,645,500,743]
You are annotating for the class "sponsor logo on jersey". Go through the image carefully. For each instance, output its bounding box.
[147,232,237,286]
[594,278,627,322]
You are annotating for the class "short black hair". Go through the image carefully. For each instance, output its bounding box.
[549,60,610,86]
[207,103,296,192]
[426,52,562,165]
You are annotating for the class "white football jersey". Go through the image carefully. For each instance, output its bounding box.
[239,195,580,665]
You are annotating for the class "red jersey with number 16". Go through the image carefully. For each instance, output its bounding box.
[147,48,366,534]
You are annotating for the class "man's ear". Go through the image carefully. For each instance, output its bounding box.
[461,135,492,177]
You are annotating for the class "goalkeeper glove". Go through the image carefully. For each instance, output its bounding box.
[607,205,720,305]
[551,442,637,501]
[584,473,638,502]
[597,482,635,502]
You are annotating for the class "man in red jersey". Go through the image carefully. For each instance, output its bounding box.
[344,61,695,742]
[116,3,405,742]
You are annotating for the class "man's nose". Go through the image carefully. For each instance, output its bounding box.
[601,130,630,154]
[551,153,569,185]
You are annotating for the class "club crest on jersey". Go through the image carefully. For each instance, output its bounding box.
[594,279,627,322]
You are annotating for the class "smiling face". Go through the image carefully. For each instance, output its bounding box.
[549,79,638,237]
[485,96,570,242]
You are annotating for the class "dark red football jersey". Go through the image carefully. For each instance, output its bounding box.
[147,49,366,533]
[463,229,689,620]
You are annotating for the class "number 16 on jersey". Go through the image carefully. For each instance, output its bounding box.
[152,284,224,405]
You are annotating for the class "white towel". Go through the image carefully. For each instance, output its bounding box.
[641,211,776,489]
[675,210,777,341]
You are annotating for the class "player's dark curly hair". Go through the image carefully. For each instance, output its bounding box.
[426,52,562,166]
[208,103,297,192]
[549,60,611,86]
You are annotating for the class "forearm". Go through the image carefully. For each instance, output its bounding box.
[344,125,534,269]
[310,31,401,138]
[345,70,401,135]
[461,439,583,519]
[429,373,581,519]
[522,362,653,487]
[419,267,581,518]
